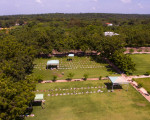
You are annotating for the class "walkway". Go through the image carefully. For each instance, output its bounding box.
[41,77,103,83]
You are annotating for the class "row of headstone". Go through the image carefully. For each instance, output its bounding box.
[47,90,106,96]
[36,86,106,92]
[58,67,103,69]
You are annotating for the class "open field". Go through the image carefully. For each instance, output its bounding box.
[27,80,150,120]
[135,78,150,92]
[131,54,150,75]
[33,57,116,80]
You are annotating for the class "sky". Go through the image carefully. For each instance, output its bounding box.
[0,0,150,15]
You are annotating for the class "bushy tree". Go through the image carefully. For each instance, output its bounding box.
[111,51,136,73]
[67,73,74,80]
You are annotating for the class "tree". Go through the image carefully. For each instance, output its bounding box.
[83,73,89,80]
[111,51,136,73]
[67,73,74,80]
[0,35,36,119]
[97,36,126,58]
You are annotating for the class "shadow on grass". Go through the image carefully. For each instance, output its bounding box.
[32,101,42,106]
[104,83,123,90]
[91,56,117,73]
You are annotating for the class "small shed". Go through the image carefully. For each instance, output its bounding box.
[34,94,44,102]
[108,76,129,91]
[47,60,59,69]
[67,54,74,61]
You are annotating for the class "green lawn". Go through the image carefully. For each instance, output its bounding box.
[27,80,150,120]
[131,54,150,75]
[33,57,115,80]
[135,78,150,92]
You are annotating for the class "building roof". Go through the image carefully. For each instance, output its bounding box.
[34,94,44,101]
[47,60,59,66]
[106,23,112,24]
[108,76,129,85]
[68,54,74,57]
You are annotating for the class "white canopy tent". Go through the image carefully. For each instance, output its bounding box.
[108,76,129,91]
[46,60,59,69]
[67,54,74,61]
[34,94,44,102]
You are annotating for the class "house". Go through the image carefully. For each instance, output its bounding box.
[106,23,113,26]
[104,32,119,36]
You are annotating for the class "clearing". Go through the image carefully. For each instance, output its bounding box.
[131,54,150,75]
[33,56,115,80]
[27,80,150,120]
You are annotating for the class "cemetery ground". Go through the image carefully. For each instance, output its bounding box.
[131,54,150,75]
[135,78,150,93]
[33,56,116,80]
[27,80,150,120]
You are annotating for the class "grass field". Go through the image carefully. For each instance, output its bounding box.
[27,80,150,120]
[33,57,116,80]
[131,54,150,75]
[135,78,150,92]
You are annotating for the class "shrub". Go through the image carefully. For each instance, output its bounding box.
[137,49,142,52]
[52,75,57,82]
[129,49,134,53]
[83,73,89,80]
[67,73,74,80]
[138,83,143,88]
[145,71,150,76]
[36,75,43,83]
[99,76,102,80]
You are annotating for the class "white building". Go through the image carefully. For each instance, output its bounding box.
[104,32,119,36]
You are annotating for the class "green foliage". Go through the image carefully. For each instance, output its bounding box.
[99,76,102,80]
[145,71,150,76]
[138,83,143,88]
[52,75,57,82]
[83,73,89,80]
[67,73,74,80]
[0,35,36,119]
[36,75,43,83]
[1,13,150,119]
[137,49,142,52]
[129,49,134,53]
[111,51,136,73]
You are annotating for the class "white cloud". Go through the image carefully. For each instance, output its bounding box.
[137,3,143,8]
[121,0,131,3]
[66,4,71,8]
[92,7,96,10]
[93,0,98,2]
[15,4,20,7]
[35,0,42,3]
